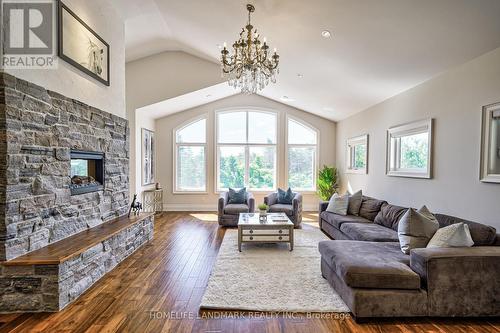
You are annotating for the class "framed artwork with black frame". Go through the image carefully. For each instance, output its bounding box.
[58,0,110,86]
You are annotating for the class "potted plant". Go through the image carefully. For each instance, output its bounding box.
[258,203,269,221]
[317,165,339,201]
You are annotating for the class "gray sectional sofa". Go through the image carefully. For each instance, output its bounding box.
[318,196,500,319]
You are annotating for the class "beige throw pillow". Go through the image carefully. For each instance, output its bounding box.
[347,190,362,216]
[427,223,474,248]
[398,206,439,254]
[326,193,349,216]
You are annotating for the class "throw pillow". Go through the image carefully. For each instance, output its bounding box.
[228,187,247,204]
[326,193,349,215]
[427,222,474,248]
[347,190,362,216]
[397,206,439,254]
[277,188,296,204]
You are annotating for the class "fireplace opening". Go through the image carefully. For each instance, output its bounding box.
[70,150,105,195]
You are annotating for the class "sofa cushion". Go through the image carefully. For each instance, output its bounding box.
[319,240,421,290]
[374,203,408,230]
[224,204,249,215]
[347,190,363,216]
[320,211,371,229]
[340,222,399,242]
[359,196,386,221]
[326,193,349,215]
[397,207,439,254]
[427,222,474,248]
[268,204,293,215]
[228,187,247,204]
[435,214,497,246]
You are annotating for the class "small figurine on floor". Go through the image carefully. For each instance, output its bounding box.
[128,194,143,217]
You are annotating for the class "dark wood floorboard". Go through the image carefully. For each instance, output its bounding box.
[0,212,498,333]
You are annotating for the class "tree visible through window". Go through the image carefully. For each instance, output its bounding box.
[287,118,317,190]
[217,111,276,190]
[346,134,368,174]
[175,118,206,191]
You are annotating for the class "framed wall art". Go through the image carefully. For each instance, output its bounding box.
[142,128,155,186]
[58,1,110,85]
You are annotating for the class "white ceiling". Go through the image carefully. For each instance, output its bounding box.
[117,0,500,121]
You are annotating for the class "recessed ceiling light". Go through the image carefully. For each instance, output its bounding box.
[281,95,295,102]
[321,30,332,38]
[297,73,303,78]
[206,94,212,98]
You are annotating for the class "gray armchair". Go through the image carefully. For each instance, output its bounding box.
[264,192,303,228]
[218,191,255,227]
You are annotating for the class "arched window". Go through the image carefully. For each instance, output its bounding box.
[175,117,207,192]
[287,117,318,191]
[216,110,277,191]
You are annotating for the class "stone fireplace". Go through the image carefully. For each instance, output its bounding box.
[0,73,155,313]
[70,150,105,195]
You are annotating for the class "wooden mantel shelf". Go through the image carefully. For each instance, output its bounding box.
[3,212,154,266]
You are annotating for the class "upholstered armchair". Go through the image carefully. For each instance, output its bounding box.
[218,191,255,227]
[264,192,303,228]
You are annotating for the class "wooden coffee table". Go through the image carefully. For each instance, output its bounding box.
[237,213,294,251]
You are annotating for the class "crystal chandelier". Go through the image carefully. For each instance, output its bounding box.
[220,4,280,94]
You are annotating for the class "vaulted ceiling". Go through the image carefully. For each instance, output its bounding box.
[117,0,500,121]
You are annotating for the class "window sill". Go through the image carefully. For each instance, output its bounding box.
[386,170,431,179]
[173,191,209,195]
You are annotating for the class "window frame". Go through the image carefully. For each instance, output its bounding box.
[285,115,319,192]
[173,116,208,193]
[346,134,369,174]
[215,108,278,192]
[386,118,433,179]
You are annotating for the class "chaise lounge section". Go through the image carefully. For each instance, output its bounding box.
[318,196,500,319]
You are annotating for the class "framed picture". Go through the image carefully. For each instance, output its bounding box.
[58,1,110,85]
[346,134,369,174]
[480,102,500,183]
[142,129,155,186]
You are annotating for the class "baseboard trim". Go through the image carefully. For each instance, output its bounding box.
[163,204,318,212]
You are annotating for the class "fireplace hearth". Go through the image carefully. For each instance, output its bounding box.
[70,150,105,195]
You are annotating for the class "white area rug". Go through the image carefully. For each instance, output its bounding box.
[200,228,349,312]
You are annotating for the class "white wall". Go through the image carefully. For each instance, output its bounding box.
[4,0,125,118]
[126,51,223,197]
[155,94,337,211]
[336,47,500,229]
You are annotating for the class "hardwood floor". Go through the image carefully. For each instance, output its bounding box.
[0,212,498,333]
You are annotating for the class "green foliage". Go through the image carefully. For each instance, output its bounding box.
[400,134,428,169]
[354,145,366,169]
[316,165,339,201]
[258,203,269,211]
[219,151,275,189]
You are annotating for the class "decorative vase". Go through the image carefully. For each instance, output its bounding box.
[259,210,267,221]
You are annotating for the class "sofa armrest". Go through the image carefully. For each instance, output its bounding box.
[292,193,303,225]
[410,246,500,316]
[246,192,255,212]
[218,192,228,217]
[318,201,329,227]
[264,192,278,206]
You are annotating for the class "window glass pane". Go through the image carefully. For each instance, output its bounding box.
[177,146,206,191]
[288,147,315,189]
[219,146,245,189]
[353,144,366,169]
[249,146,276,189]
[400,132,428,170]
[218,112,247,143]
[71,159,88,177]
[176,119,206,143]
[288,119,317,144]
[248,112,276,144]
